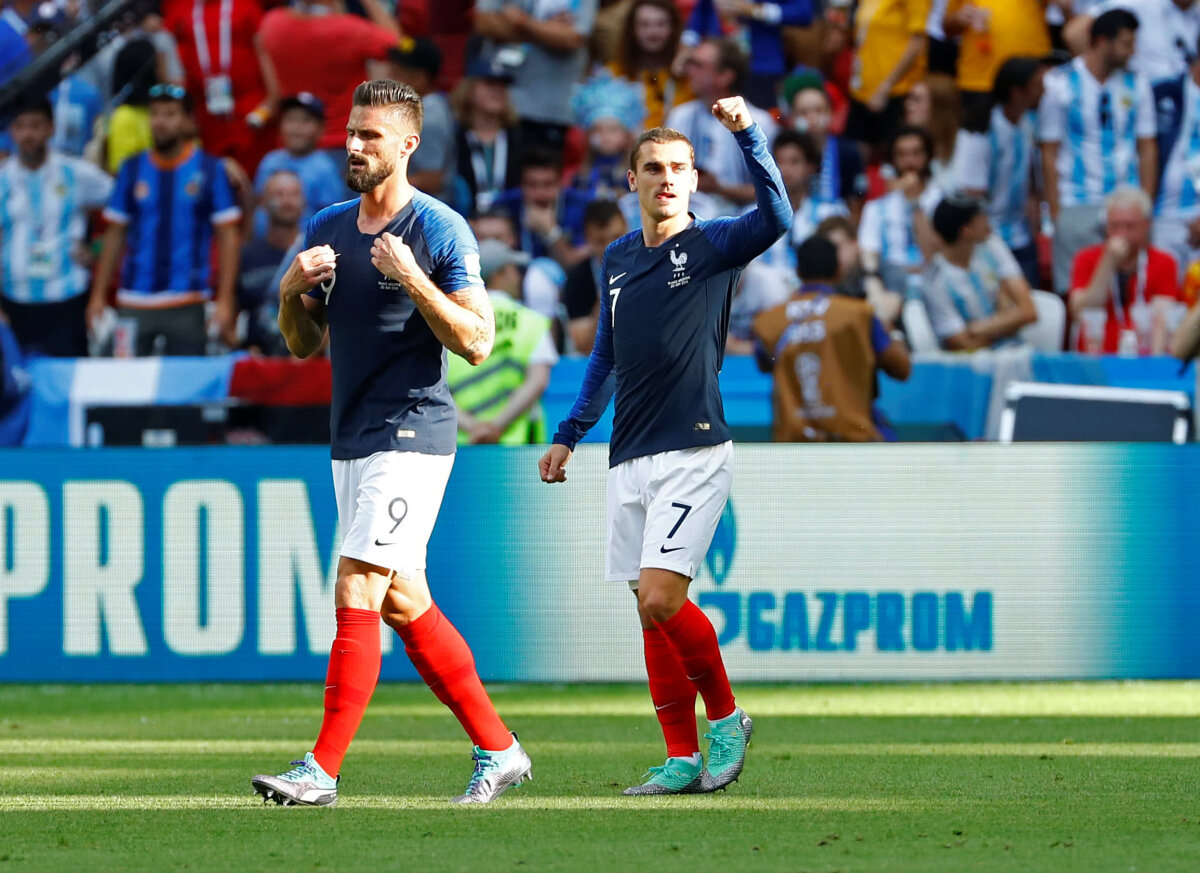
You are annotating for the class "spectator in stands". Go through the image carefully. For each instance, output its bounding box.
[943,0,1052,131]
[474,0,598,155]
[563,199,627,354]
[845,0,930,153]
[783,71,866,222]
[568,72,645,201]
[906,76,962,191]
[472,208,568,343]
[253,93,344,239]
[923,195,1038,351]
[664,37,778,216]
[0,97,114,357]
[953,57,1048,288]
[452,57,524,215]
[681,0,815,111]
[164,0,277,175]
[77,9,185,107]
[752,236,911,442]
[1040,9,1157,296]
[105,38,159,174]
[820,213,905,327]
[1064,0,1200,95]
[492,150,590,268]
[447,239,559,444]
[1069,186,1180,354]
[858,126,943,299]
[1153,46,1200,280]
[88,85,241,356]
[389,36,456,201]
[239,170,303,356]
[258,0,399,161]
[606,0,691,128]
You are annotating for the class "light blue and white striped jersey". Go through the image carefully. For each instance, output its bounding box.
[921,235,1023,344]
[1157,75,1200,221]
[0,153,113,304]
[953,107,1036,249]
[751,194,849,274]
[857,184,943,270]
[1039,57,1156,208]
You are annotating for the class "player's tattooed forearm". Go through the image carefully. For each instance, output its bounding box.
[459,288,495,360]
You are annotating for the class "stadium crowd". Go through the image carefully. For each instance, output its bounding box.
[3,0,1200,442]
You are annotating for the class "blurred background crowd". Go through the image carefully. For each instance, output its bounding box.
[4,0,1200,445]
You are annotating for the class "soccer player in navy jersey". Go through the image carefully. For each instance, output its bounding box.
[539,97,792,795]
[251,80,531,807]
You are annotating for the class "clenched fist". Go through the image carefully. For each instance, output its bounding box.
[711,96,753,132]
[371,232,426,289]
[280,245,337,301]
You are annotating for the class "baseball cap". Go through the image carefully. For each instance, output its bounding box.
[466,56,516,85]
[389,36,442,77]
[279,92,325,120]
[478,239,530,283]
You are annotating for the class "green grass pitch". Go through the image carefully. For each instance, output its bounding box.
[1,682,1197,872]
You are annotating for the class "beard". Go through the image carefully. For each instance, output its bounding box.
[346,155,395,193]
[152,133,183,153]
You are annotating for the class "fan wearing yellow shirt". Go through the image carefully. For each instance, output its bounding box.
[846,0,932,149]
[944,0,1054,131]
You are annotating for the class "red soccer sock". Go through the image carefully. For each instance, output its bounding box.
[643,627,700,758]
[657,600,736,722]
[398,604,512,751]
[311,607,382,776]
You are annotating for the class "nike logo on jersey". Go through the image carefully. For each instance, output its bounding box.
[609,272,627,284]
[374,539,398,547]
[660,545,686,554]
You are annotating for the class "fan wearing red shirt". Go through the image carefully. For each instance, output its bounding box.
[1069,187,1180,355]
[165,0,276,174]
[258,0,400,152]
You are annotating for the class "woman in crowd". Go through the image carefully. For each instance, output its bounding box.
[606,0,692,129]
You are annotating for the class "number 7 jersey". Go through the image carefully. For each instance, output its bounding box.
[554,124,793,467]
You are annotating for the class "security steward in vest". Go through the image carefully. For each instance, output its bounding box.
[448,238,559,444]
[753,235,911,442]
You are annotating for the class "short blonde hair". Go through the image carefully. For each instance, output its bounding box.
[1105,185,1153,219]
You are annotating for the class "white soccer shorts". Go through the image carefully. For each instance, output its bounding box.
[332,450,454,575]
[605,441,733,587]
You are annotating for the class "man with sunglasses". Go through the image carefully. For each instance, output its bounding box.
[1039,9,1157,297]
[88,84,241,354]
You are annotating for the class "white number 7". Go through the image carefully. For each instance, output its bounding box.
[609,286,621,327]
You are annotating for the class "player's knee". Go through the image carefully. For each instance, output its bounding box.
[334,573,376,610]
[379,587,433,630]
[638,588,685,625]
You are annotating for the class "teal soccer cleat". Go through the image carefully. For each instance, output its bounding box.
[251,753,338,807]
[451,733,532,804]
[700,707,753,792]
[622,756,703,796]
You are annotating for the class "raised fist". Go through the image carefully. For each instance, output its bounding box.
[711,96,753,132]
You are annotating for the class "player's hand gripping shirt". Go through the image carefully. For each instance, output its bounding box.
[553,124,792,467]
[304,192,485,460]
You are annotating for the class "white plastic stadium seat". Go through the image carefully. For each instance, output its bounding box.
[902,299,941,354]
[1020,290,1066,353]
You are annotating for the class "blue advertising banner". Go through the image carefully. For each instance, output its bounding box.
[1,444,1198,682]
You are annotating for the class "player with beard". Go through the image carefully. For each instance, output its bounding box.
[251,80,531,807]
[539,98,791,795]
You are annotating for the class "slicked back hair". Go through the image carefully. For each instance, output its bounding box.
[629,127,694,172]
[352,79,423,133]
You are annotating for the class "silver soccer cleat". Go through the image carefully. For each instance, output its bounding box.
[451,732,532,804]
[251,753,338,807]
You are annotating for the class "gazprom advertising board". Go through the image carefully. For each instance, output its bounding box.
[1,445,1196,682]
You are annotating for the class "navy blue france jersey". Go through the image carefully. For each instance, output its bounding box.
[553,124,791,467]
[304,192,485,460]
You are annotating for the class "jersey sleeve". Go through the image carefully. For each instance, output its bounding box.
[553,251,616,449]
[102,157,136,224]
[1135,73,1157,140]
[986,235,1022,281]
[78,160,115,210]
[1038,73,1067,144]
[952,130,991,193]
[857,199,883,256]
[699,124,793,270]
[920,266,968,342]
[428,208,486,294]
[207,158,242,225]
